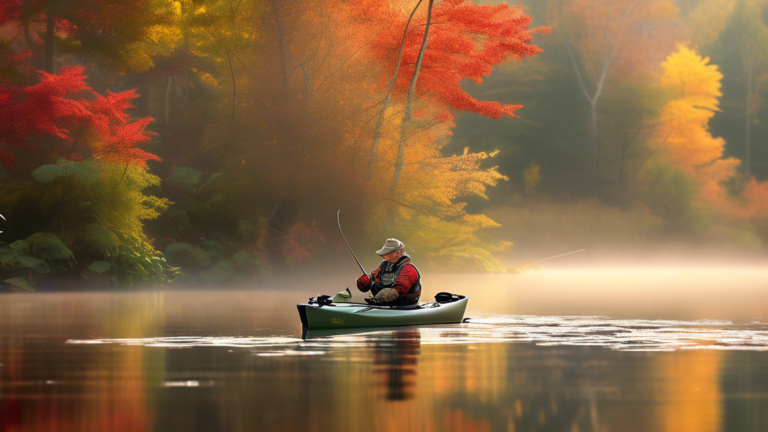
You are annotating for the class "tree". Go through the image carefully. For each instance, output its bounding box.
[721,0,768,177]
[357,0,548,186]
[13,0,169,74]
[552,0,684,177]
[652,46,768,220]
[0,66,159,172]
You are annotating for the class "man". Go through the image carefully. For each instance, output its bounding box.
[356,238,421,306]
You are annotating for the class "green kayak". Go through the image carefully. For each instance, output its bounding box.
[296,293,468,330]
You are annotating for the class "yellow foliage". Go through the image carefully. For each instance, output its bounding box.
[657,46,724,169]
[653,46,768,220]
[96,164,171,251]
[361,108,510,270]
[122,45,155,74]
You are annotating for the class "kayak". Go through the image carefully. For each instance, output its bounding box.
[296,293,468,330]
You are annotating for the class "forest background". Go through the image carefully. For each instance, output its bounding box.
[0,0,767,290]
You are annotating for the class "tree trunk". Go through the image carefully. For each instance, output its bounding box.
[22,0,34,49]
[272,0,290,93]
[618,116,643,189]
[45,13,55,73]
[618,123,627,189]
[745,46,752,177]
[165,76,173,124]
[591,101,599,177]
[368,0,424,176]
[561,5,633,181]
[136,75,152,117]
[227,51,236,134]
[392,0,434,190]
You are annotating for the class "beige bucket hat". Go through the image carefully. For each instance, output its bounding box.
[376,238,405,256]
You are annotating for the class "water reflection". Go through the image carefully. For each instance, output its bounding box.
[373,330,420,400]
[2,290,768,432]
[0,293,163,432]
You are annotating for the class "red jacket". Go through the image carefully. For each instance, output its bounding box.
[356,258,419,297]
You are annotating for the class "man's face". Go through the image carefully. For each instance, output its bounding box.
[383,250,402,263]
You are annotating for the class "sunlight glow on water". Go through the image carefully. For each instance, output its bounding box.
[66,314,768,353]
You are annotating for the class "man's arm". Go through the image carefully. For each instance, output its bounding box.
[356,268,380,292]
[391,264,418,296]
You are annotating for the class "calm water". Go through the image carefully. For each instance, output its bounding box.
[2,267,768,432]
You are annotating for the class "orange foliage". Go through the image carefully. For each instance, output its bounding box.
[355,0,549,119]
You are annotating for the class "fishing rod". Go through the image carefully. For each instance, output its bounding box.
[505,249,586,272]
[337,210,367,275]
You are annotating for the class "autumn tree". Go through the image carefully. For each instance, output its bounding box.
[0,66,159,172]
[551,0,684,178]
[649,46,768,220]
[356,0,548,187]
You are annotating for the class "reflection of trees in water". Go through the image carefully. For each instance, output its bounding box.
[437,346,652,432]
[435,347,734,432]
[372,330,422,400]
[722,352,768,432]
[0,293,163,432]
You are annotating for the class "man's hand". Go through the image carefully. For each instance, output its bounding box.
[374,288,399,303]
[356,274,372,292]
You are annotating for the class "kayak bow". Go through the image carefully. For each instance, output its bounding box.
[297,294,468,330]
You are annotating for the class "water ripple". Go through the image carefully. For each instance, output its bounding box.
[66,315,768,353]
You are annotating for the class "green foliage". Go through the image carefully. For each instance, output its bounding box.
[163,242,211,268]
[232,250,250,265]
[110,242,174,286]
[88,261,112,274]
[0,245,50,274]
[32,165,66,183]
[81,225,120,257]
[201,260,235,284]
[148,168,272,278]
[168,167,202,188]
[198,240,224,263]
[17,256,50,273]
[32,159,100,184]
[4,277,35,291]
[199,172,223,190]
[237,219,256,237]
[9,239,30,255]
[27,233,75,264]
[231,250,270,277]
[0,159,173,287]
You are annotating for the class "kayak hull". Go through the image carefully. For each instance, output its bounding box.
[297,296,468,330]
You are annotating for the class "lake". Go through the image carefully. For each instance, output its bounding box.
[1,266,767,431]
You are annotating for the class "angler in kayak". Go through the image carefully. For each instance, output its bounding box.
[356,238,421,306]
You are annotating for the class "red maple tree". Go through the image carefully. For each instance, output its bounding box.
[357,0,549,119]
[0,66,159,170]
